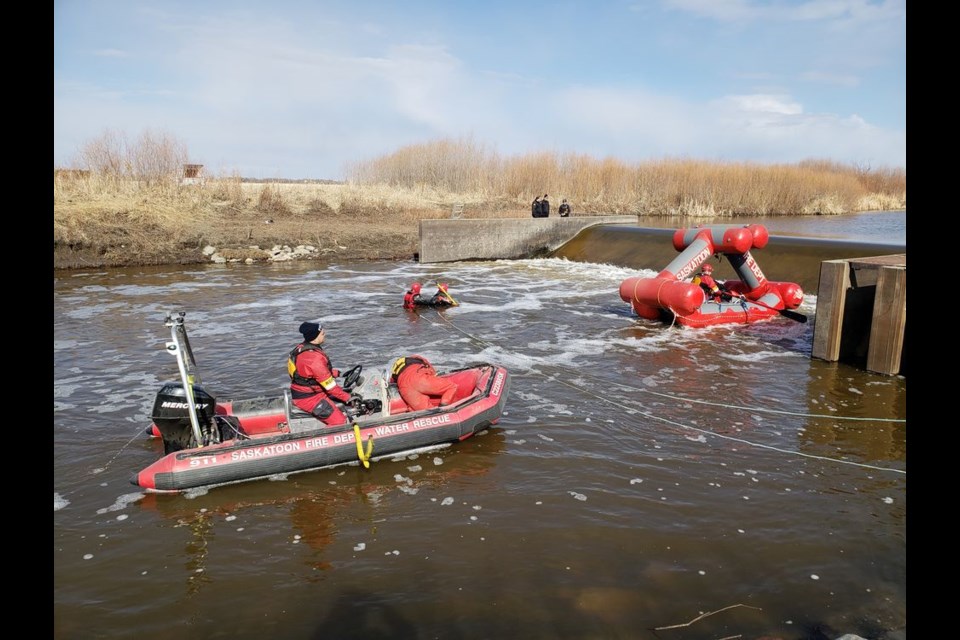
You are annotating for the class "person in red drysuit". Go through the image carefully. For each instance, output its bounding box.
[403,282,425,309]
[288,321,353,426]
[390,355,458,411]
[695,263,742,302]
[403,282,454,309]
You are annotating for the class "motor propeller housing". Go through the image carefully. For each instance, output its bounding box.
[151,382,217,453]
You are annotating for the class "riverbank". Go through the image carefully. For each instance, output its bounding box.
[53,180,550,270]
[53,177,906,270]
[52,207,425,269]
[54,182,428,269]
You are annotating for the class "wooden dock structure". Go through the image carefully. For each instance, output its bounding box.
[811,254,906,376]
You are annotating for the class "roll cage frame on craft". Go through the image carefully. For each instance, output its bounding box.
[163,312,206,447]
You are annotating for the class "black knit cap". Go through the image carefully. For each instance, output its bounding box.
[299,321,323,342]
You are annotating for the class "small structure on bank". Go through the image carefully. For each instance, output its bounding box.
[181,164,205,186]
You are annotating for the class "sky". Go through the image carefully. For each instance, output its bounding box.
[53,0,906,181]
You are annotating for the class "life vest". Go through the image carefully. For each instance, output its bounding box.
[696,274,721,296]
[287,342,329,388]
[390,355,429,382]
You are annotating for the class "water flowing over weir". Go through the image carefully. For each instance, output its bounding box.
[551,224,906,293]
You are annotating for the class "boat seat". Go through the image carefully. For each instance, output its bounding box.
[386,382,414,415]
[280,377,413,423]
[282,388,314,423]
[377,375,390,417]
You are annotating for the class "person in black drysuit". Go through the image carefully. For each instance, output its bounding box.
[558,199,571,217]
[540,194,550,217]
[531,195,542,218]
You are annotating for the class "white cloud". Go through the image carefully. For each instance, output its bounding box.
[716,94,804,116]
[800,71,860,87]
[659,0,761,23]
[53,2,905,177]
[93,48,128,58]
[662,0,905,25]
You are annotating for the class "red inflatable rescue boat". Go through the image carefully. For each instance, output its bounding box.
[133,313,511,492]
[619,224,805,327]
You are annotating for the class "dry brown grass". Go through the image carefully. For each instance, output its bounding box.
[349,138,906,216]
[54,179,492,269]
[54,134,906,269]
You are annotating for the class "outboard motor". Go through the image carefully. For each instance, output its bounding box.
[150,382,217,454]
[354,398,383,417]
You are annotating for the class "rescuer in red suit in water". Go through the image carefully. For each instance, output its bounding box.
[288,321,353,426]
[403,282,455,309]
[390,354,457,411]
[403,282,424,309]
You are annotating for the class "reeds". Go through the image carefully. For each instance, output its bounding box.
[53,130,906,267]
[346,139,905,215]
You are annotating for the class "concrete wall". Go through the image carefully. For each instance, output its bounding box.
[553,225,906,293]
[418,216,637,263]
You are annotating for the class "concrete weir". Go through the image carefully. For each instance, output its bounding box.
[417,216,638,263]
[418,217,906,376]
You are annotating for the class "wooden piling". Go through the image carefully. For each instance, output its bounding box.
[867,265,907,375]
[811,254,906,376]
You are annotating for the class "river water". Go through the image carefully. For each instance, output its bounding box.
[631,210,906,244]
[54,213,906,640]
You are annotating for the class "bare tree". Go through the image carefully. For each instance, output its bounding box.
[74,128,190,186]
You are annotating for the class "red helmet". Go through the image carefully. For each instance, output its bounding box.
[410,282,422,294]
[437,282,448,290]
[700,264,713,275]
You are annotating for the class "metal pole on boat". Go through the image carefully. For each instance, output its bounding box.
[177,316,203,386]
[165,313,205,447]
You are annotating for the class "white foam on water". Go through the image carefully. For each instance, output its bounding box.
[539,403,574,415]
[96,492,144,514]
[452,298,546,314]
[64,302,130,320]
[723,349,805,363]
[219,298,303,311]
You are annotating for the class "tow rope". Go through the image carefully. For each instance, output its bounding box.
[354,424,373,468]
[427,308,905,475]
